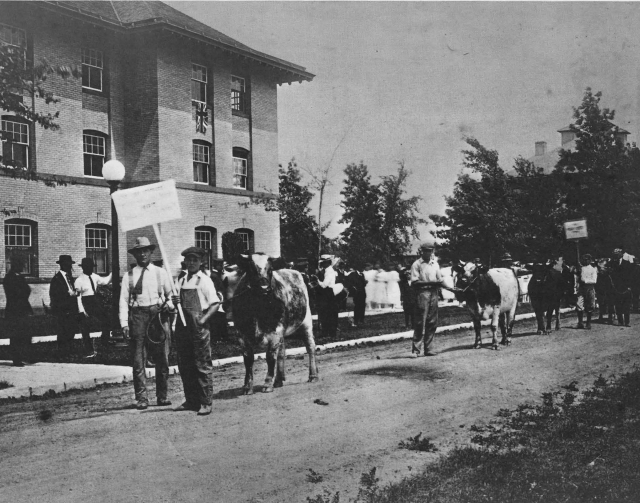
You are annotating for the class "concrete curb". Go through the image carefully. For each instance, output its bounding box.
[0,308,573,399]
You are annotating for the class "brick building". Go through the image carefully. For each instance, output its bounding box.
[0,1,313,282]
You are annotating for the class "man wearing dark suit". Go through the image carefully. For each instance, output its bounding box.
[49,255,79,354]
[348,267,367,326]
[208,258,228,340]
[609,248,634,327]
[3,257,33,366]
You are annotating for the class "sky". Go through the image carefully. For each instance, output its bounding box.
[169,1,640,239]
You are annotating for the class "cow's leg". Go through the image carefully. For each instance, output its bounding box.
[274,336,286,388]
[492,308,501,349]
[300,319,319,382]
[263,340,279,394]
[554,303,561,331]
[504,309,516,344]
[472,318,482,349]
[498,312,507,346]
[242,345,255,395]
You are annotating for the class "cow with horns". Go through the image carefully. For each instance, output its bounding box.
[452,260,520,350]
[222,254,319,394]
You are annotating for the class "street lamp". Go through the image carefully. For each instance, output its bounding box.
[102,160,125,339]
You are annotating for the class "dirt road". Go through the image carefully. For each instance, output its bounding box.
[2,314,639,503]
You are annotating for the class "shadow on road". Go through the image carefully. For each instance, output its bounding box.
[349,364,452,382]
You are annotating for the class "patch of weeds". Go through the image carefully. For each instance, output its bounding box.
[356,467,381,502]
[37,409,53,422]
[561,380,579,392]
[0,380,14,390]
[306,468,324,484]
[306,489,340,503]
[398,432,438,452]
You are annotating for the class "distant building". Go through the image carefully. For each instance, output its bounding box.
[1,1,314,280]
[528,122,630,175]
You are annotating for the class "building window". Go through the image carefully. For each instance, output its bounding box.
[83,133,105,177]
[232,147,249,190]
[193,141,210,184]
[192,64,207,104]
[0,23,26,61]
[1,118,29,168]
[82,48,103,91]
[231,75,246,112]
[234,228,254,253]
[4,219,37,276]
[85,224,110,274]
[195,226,217,270]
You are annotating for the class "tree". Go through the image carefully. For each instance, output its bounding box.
[338,162,382,268]
[0,43,79,186]
[431,138,517,265]
[378,161,425,260]
[554,88,640,256]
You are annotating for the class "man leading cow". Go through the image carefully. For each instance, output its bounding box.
[410,239,443,357]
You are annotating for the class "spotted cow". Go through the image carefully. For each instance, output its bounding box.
[222,254,319,394]
[452,261,520,350]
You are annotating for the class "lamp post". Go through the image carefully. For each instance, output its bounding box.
[102,160,125,337]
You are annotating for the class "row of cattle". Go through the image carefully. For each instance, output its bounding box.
[220,254,636,395]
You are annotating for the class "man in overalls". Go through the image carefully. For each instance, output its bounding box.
[171,247,220,416]
[119,237,175,410]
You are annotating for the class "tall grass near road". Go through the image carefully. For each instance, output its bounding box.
[309,370,640,502]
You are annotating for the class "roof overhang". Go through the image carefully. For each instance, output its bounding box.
[38,1,314,85]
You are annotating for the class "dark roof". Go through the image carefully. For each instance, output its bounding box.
[39,1,314,83]
[558,122,630,135]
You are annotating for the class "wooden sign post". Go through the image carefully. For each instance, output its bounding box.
[111,180,186,325]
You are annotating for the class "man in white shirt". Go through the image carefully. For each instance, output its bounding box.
[119,237,175,410]
[410,241,443,356]
[75,257,112,357]
[576,254,598,329]
[171,247,220,416]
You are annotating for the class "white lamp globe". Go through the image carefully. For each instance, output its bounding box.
[102,160,126,182]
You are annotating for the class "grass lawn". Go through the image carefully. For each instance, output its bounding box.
[0,303,537,366]
[308,371,640,503]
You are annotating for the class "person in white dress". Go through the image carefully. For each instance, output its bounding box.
[372,264,388,308]
[363,264,377,310]
[386,265,402,309]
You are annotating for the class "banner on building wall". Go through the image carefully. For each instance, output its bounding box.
[111,180,182,232]
[563,219,588,240]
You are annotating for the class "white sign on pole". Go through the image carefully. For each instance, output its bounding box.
[564,219,588,240]
[111,180,182,232]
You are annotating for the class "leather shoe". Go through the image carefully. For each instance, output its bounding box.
[156,398,172,406]
[174,402,199,412]
[197,404,212,416]
[136,401,149,410]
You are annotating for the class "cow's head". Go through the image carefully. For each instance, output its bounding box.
[234,253,275,295]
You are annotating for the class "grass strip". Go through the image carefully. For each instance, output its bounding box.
[309,370,640,503]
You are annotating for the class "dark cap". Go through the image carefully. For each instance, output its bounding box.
[181,246,206,258]
[56,255,75,264]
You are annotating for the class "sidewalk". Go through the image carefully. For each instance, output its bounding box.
[0,307,551,400]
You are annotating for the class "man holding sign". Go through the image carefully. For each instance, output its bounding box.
[119,237,175,410]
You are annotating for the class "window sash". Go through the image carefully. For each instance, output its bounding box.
[2,120,28,144]
[85,227,107,249]
[233,157,247,189]
[231,76,246,111]
[82,49,103,91]
[5,224,31,247]
[192,64,207,103]
[87,249,107,274]
[195,230,212,250]
[193,162,209,184]
[83,134,105,155]
[0,24,26,48]
[237,232,250,251]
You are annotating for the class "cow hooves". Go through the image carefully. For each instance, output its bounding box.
[262,386,274,393]
[492,344,500,351]
[273,380,284,388]
[473,344,482,350]
[536,330,542,335]
[308,376,320,383]
[243,386,254,395]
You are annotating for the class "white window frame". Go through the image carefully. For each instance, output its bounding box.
[82,48,103,92]
[85,226,109,274]
[231,75,246,112]
[233,156,248,189]
[191,64,207,104]
[5,223,31,247]
[83,133,105,178]
[1,119,29,168]
[193,142,210,184]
